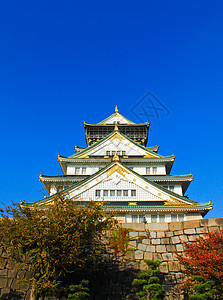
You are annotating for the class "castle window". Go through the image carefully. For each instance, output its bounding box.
[117,190,122,197]
[123,190,128,197]
[152,167,157,174]
[117,151,121,156]
[178,214,184,222]
[151,214,157,223]
[131,190,136,197]
[146,167,151,175]
[171,214,177,222]
[112,151,115,156]
[169,186,174,192]
[110,190,115,197]
[95,190,100,197]
[132,215,138,223]
[82,167,86,175]
[103,190,108,197]
[106,151,110,156]
[75,167,80,175]
[159,214,165,223]
[122,151,126,156]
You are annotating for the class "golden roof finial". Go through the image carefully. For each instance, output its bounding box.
[115,105,119,113]
[114,123,119,131]
[112,151,119,161]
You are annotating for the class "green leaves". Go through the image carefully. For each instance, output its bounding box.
[0,198,115,296]
[132,260,165,300]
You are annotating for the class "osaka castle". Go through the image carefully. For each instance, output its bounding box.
[28,106,213,223]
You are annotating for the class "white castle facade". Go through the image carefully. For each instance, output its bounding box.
[28,106,213,223]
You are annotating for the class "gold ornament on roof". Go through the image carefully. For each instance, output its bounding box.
[115,105,119,113]
[112,152,119,161]
[114,123,119,131]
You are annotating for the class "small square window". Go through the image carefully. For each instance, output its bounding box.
[146,167,151,175]
[131,190,136,197]
[103,190,108,197]
[117,190,122,197]
[110,190,115,197]
[123,190,128,197]
[106,151,110,156]
[139,215,144,223]
[117,151,121,156]
[178,214,184,222]
[151,215,157,223]
[112,151,115,156]
[132,215,138,223]
[95,190,100,197]
[169,186,174,191]
[122,151,126,156]
[152,167,157,174]
[159,214,165,223]
[75,167,80,175]
[82,167,86,175]
[171,214,177,222]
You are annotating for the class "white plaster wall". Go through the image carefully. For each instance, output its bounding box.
[72,178,163,202]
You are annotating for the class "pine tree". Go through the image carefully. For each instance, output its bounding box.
[132,260,165,300]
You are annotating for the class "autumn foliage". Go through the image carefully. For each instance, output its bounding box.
[176,230,223,298]
[0,197,115,297]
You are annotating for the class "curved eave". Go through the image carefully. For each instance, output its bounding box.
[66,131,173,160]
[84,122,149,126]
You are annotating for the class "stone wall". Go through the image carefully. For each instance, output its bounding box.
[0,218,222,300]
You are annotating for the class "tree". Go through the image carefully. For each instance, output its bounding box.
[0,197,115,297]
[176,230,223,299]
[132,260,165,300]
[67,279,90,300]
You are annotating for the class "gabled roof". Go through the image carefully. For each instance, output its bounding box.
[30,161,210,209]
[61,130,174,160]
[97,105,136,125]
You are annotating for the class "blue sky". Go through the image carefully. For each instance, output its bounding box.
[0,1,222,218]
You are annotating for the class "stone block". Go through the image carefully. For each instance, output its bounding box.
[154,253,162,261]
[134,250,144,260]
[176,244,184,252]
[129,231,138,238]
[188,234,200,242]
[139,260,148,270]
[183,220,200,229]
[159,262,169,273]
[171,236,180,244]
[214,218,223,226]
[184,228,196,234]
[138,243,147,251]
[168,261,180,272]
[123,223,145,231]
[151,238,161,245]
[0,288,10,297]
[179,235,188,242]
[161,237,170,244]
[162,252,173,261]
[200,219,209,226]
[0,269,7,276]
[128,240,137,248]
[0,278,8,288]
[157,231,165,238]
[208,226,220,232]
[166,244,176,252]
[156,245,167,253]
[174,230,184,235]
[144,252,153,260]
[146,245,156,252]
[146,223,169,231]
[165,231,174,237]
[196,227,208,234]
[142,238,150,245]
[149,231,157,238]
[169,222,183,231]
[0,258,6,269]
